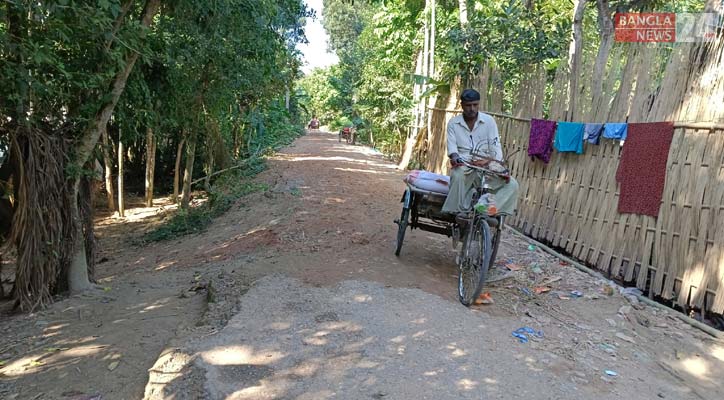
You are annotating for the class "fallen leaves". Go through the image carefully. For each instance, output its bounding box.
[505,263,523,271]
[534,286,552,295]
[474,292,494,305]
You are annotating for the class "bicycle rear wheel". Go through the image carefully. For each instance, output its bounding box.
[458,216,493,306]
[395,206,409,256]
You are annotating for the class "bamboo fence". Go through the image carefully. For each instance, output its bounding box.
[501,116,724,314]
[422,40,724,313]
[426,104,724,314]
[414,1,724,313]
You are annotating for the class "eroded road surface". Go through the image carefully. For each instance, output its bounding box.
[3,131,722,400]
[144,131,724,400]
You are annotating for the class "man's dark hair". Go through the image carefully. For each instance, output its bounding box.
[460,89,481,102]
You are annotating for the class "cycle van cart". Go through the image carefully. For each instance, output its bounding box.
[394,159,508,306]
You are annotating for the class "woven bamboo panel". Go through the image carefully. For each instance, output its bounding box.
[495,117,724,314]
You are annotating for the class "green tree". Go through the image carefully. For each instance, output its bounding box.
[1,0,310,311]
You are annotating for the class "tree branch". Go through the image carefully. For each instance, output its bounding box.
[74,0,161,170]
[104,0,135,52]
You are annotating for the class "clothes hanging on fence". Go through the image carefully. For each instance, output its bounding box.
[616,122,674,217]
[554,122,585,154]
[528,119,557,163]
[583,123,604,144]
[603,123,628,141]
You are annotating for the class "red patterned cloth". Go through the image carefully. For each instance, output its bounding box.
[616,122,674,217]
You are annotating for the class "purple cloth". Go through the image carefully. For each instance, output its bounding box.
[528,119,558,164]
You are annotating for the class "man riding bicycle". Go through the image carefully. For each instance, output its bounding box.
[442,89,519,218]
[308,116,320,130]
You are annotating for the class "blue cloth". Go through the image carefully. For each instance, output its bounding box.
[603,123,628,140]
[554,122,585,154]
[512,327,544,343]
[584,123,604,144]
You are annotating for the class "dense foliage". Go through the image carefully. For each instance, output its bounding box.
[297,0,573,156]
[0,0,311,310]
[297,0,707,159]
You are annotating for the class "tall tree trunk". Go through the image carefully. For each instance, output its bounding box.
[144,126,156,207]
[430,0,436,80]
[66,179,90,294]
[7,3,29,126]
[566,0,586,121]
[204,150,214,193]
[67,0,161,293]
[422,0,430,96]
[180,130,198,210]
[79,169,95,281]
[458,0,468,27]
[173,137,185,203]
[399,0,432,169]
[233,123,241,158]
[101,128,116,212]
[592,0,614,106]
[68,0,161,292]
[117,138,125,218]
[72,0,162,175]
[490,69,504,112]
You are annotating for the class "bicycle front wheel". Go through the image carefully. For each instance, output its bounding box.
[458,216,493,306]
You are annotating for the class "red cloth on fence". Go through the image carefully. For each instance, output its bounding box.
[616,122,674,217]
[528,119,557,164]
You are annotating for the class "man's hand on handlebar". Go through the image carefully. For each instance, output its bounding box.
[449,153,465,168]
[469,159,492,167]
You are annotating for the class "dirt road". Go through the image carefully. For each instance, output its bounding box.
[2,131,724,399]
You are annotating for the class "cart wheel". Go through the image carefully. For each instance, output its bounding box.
[458,217,493,306]
[395,206,410,256]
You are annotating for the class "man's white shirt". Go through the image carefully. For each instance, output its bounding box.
[446,112,502,162]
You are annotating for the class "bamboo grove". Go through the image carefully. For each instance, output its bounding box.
[0,1,311,311]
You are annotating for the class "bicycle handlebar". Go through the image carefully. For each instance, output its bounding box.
[460,159,510,179]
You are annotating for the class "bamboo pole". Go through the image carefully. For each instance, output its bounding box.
[117,136,125,218]
[101,128,115,212]
[144,126,155,207]
[428,106,724,129]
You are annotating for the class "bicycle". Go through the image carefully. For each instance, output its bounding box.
[455,158,508,306]
[394,150,511,306]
